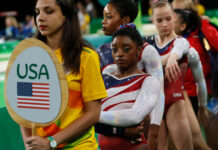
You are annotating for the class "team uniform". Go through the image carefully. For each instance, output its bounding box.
[98,73,160,150]
[145,35,208,114]
[37,47,107,149]
[145,36,188,114]
[97,42,164,125]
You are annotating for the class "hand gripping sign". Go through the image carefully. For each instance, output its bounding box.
[4,38,68,135]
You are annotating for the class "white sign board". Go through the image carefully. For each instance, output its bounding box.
[4,38,68,128]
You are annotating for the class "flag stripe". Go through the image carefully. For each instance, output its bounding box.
[32,83,49,86]
[17,106,49,110]
[18,98,49,102]
[18,100,49,103]
[18,102,50,105]
[32,87,49,90]
[32,95,49,98]
[33,91,49,94]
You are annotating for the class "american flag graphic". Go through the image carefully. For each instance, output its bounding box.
[17,82,50,110]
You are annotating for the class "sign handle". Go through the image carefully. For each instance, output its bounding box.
[32,123,37,136]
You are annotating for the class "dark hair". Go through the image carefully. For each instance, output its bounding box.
[174,9,201,35]
[34,0,90,74]
[108,0,138,22]
[112,26,143,47]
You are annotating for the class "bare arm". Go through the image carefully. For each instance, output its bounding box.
[20,126,32,150]
[23,100,101,149]
[53,100,101,144]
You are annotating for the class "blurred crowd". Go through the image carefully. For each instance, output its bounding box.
[0,0,97,42]
[0,15,36,42]
[0,0,213,41]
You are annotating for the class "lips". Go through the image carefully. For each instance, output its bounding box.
[102,27,107,31]
[163,28,169,32]
[116,59,126,63]
[39,25,47,30]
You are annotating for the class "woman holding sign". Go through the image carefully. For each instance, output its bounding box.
[20,0,107,149]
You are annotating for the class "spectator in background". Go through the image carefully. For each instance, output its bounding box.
[171,0,209,20]
[77,1,90,34]
[85,0,97,19]
[0,16,19,41]
[193,0,205,16]
[20,14,36,38]
[148,0,153,16]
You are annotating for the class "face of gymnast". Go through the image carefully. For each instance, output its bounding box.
[111,35,141,73]
[152,3,176,37]
[174,12,187,36]
[102,3,126,36]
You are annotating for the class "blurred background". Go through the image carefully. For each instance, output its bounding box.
[0,0,217,36]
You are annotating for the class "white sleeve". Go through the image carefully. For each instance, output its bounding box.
[139,45,164,125]
[99,76,161,127]
[171,38,189,59]
[188,47,207,106]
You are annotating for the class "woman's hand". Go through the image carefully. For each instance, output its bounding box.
[165,53,181,82]
[25,136,51,150]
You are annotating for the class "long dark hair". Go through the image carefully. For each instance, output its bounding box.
[34,0,90,74]
[174,9,201,35]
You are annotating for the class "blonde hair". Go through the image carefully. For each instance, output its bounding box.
[5,16,18,28]
[172,0,196,11]
[152,1,173,15]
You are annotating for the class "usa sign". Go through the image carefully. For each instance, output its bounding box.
[4,38,68,128]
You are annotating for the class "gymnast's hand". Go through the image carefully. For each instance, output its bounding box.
[165,53,181,82]
[124,122,144,143]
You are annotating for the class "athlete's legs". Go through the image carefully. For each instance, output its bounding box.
[157,120,168,150]
[183,91,212,150]
[166,100,193,150]
[205,111,218,149]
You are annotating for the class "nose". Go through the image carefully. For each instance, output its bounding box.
[115,49,124,57]
[102,17,106,25]
[162,20,167,27]
[37,12,45,22]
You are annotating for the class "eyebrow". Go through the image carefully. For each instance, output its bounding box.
[36,6,52,10]
[105,12,112,15]
[122,44,131,47]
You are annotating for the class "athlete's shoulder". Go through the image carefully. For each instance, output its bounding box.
[174,36,190,48]
[175,36,189,44]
